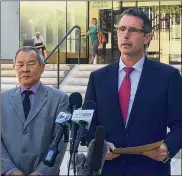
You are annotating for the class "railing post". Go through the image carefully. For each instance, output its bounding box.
[43,25,82,89]
[78,28,81,64]
[57,47,60,89]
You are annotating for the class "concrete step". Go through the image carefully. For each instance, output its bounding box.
[72,71,91,78]
[1,77,62,85]
[61,86,87,94]
[1,70,68,78]
[1,64,73,71]
[67,78,88,86]
[1,84,55,92]
[76,64,106,71]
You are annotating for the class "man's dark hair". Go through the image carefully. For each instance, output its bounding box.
[120,8,152,35]
[120,8,153,49]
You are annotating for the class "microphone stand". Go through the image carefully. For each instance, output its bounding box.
[68,105,79,176]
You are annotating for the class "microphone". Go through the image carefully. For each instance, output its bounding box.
[55,92,82,125]
[69,92,83,113]
[69,93,83,154]
[83,126,107,176]
[43,92,82,167]
[72,100,96,153]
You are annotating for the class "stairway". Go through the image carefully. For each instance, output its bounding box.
[60,64,107,100]
[1,64,73,92]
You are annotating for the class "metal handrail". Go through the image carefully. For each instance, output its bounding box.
[44,25,81,89]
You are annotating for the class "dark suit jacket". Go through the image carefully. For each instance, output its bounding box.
[85,58,182,175]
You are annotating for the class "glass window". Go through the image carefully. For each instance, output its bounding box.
[89,1,112,63]
[122,2,136,7]
[67,1,87,54]
[20,1,66,52]
[160,1,181,66]
[138,1,160,62]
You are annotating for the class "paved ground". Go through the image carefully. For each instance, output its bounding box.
[59,151,181,175]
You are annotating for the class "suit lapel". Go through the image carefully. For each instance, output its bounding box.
[10,87,26,124]
[24,83,48,129]
[126,58,158,130]
[107,60,126,129]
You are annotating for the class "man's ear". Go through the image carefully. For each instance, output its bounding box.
[40,63,45,74]
[13,64,15,70]
[144,32,153,45]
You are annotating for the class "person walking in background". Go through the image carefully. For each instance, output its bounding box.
[85,8,182,175]
[1,46,69,175]
[32,32,48,59]
[87,18,104,64]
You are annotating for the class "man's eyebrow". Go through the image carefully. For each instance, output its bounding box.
[16,61,23,63]
[28,60,36,63]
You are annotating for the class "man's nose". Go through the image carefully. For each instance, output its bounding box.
[123,29,130,38]
[22,64,30,72]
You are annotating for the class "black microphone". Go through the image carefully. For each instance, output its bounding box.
[72,100,96,154]
[43,92,82,167]
[69,92,83,113]
[69,93,83,154]
[83,126,107,176]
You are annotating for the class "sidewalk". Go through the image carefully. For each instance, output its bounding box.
[59,151,181,175]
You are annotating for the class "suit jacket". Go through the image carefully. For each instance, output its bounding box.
[85,58,182,175]
[1,83,69,175]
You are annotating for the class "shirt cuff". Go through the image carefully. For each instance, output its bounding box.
[3,167,18,176]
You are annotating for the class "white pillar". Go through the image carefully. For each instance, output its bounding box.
[1,1,20,59]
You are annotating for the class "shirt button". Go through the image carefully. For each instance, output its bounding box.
[22,148,27,153]
[23,129,28,135]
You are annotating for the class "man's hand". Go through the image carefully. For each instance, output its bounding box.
[10,169,25,176]
[143,143,168,162]
[105,142,120,160]
[29,172,41,176]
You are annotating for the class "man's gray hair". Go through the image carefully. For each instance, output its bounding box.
[13,46,45,64]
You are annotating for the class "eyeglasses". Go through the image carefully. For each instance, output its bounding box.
[117,26,144,35]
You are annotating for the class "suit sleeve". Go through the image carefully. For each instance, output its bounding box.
[35,93,69,175]
[85,72,98,144]
[164,69,182,158]
[1,138,17,175]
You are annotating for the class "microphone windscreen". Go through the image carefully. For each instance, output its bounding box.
[83,126,106,175]
[91,126,105,171]
[82,100,96,110]
[69,92,82,109]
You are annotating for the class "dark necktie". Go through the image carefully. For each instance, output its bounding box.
[23,90,32,119]
[119,67,134,124]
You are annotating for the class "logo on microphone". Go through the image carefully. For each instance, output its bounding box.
[72,110,94,129]
[55,112,72,124]
[72,110,94,119]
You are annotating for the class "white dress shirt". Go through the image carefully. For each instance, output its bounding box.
[118,56,145,126]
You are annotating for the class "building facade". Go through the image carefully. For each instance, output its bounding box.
[1,1,182,66]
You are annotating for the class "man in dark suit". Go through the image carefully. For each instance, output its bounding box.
[85,8,182,175]
[1,46,69,175]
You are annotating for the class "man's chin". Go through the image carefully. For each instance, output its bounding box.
[20,80,32,88]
